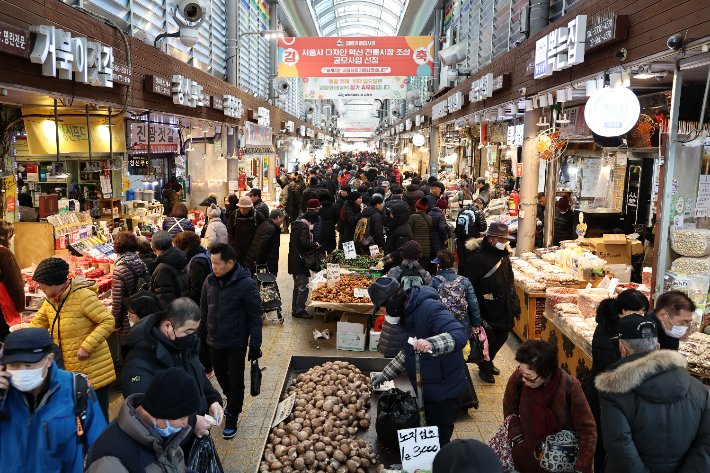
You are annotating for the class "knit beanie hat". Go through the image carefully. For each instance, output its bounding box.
[141,367,200,420]
[400,240,422,261]
[415,197,429,212]
[367,277,402,309]
[432,439,502,473]
[33,257,69,285]
[371,195,384,206]
[207,203,222,219]
[437,198,449,210]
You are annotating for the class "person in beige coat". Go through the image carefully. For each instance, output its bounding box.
[30,257,116,420]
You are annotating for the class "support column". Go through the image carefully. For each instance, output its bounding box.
[432,6,443,93]
[543,156,558,247]
[269,0,278,104]
[226,0,237,86]
[429,126,439,177]
[516,108,542,255]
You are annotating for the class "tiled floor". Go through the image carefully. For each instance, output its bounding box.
[109,233,520,472]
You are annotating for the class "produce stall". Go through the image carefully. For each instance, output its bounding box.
[310,273,375,315]
[257,356,414,473]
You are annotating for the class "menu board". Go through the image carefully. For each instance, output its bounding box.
[696,175,710,218]
[581,159,602,198]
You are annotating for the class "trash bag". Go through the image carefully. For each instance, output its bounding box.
[375,387,420,448]
[187,435,224,473]
[250,360,262,397]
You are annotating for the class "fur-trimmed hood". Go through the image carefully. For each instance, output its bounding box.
[465,236,512,253]
[595,350,690,401]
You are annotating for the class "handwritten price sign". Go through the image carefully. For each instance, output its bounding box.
[398,426,440,472]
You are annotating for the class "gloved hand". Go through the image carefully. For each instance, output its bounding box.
[248,346,262,361]
[371,373,387,389]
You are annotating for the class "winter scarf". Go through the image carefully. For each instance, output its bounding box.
[525,367,562,438]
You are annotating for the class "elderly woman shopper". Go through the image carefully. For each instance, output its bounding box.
[503,340,596,473]
[204,203,228,246]
[30,257,116,420]
[162,202,195,237]
[369,278,467,446]
[0,221,24,341]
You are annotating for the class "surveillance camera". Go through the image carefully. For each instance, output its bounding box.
[518,87,526,96]
[177,0,205,23]
[667,33,685,51]
[614,48,628,62]
[179,27,199,47]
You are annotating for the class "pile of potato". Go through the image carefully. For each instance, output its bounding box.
[260,361,384,473]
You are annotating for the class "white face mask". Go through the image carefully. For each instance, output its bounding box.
[8,366,47,392]
[495,241,507,251]
[664,322,688,338]
[129,320,136,327]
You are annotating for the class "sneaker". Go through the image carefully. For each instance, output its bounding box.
[292,310,313,319]
[478,370,495,384]
[491,364,501,376]
[223,410,238,439]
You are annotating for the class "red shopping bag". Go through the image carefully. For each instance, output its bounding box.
[0,282,21,326]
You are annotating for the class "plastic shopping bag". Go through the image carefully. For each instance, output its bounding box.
[187,435,225,473]
[375,387,420,448]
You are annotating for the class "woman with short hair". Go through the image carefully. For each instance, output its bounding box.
[162,202,195,237]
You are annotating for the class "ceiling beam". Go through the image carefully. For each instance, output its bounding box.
[398,0,438,36]
[279,0,320,37]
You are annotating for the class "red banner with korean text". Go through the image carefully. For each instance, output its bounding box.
[277,36,434,77]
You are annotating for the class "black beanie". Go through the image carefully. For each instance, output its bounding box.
[33,257,69,285]
[141,368,200,420]
[432,439,502,473]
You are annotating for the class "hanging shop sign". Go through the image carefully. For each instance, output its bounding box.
[172,75,205,107]
[299,125,306,137]
[145,75,172,97]
[444,0,463,30]
[243,122,274,154]
[4,176,16,213]
[257,107,270,127]
[224,95,243,118]
[585,14,629,52]
[127,156,150,175]
[128,122,179,154]
[0,20,30,57]
[559,105,591,137]
[432,100,448,120]
[113,62,132,86]
[23,112,127,155]
[448,91,465,112]
[534,15,587,79]
[30,25,114,87]
[277,36,434,77]
[210,95,223,111]
[584,87,640,137]
[468,73,510,103]
[405,119,412,131]
[302,76,408,100]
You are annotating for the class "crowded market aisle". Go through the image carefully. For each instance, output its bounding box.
[107,232,519,473]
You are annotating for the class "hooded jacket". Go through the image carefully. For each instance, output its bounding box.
[85,394,192,473]
[401,285,468,402]
[112,252,149,345]
[360,205,386,249]
[185,246,211,305]
[288,219,320,276]
[432,268,482,332]
[403,187,425,213]
[0,363,107,473]
[151,246,188,308]
[340,200,362,246]
[204,216,228,247]
[253,198,270,221]
[30,279,116,389]
[317,199,339,253]
[384,201,413,255]
[200,264,263,350]
[121,313,221,415]
[408,210,432,258]
[228,207,266,264]
[246,219,281,275]
[596,350,710,473]
[428,207,450,254]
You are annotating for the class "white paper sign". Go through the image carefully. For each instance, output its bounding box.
[607,277,619,296]
[673,215,685,230]
[100,174,113,196]
[343,241,357,259]
[695,175,710,218]
[326,263,341,285]
[271,393,296,428]
[353,288,368,298]
[398,426,440,473]
[369,245,381,257]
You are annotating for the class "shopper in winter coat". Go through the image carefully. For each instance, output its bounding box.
[431,250,481,334]
[432,440,503,473]
[246,209,284,276]
[225,194,239,226]
[248,187,270,220]
[137,237,158,276]
[161,184,179,216]
[370,279,468,446]
[465,223,520,384]
[474,178,491,206]
[409,198,433,267]
[30,257,116,418]
[0,221,24,341]
[122,299,223,440]
[384,200,414,257]
[0,328,107,473]
[340,192,363,247]
[386,241,433,287]
[455,199,487,276]
[316,192,339,253]
[286,173,305,227]
[403,184,425,213]
[504,340,597,473]
[536,192,546,247]
[596,314,710,473]
[228,196,266,266]
[202,244,262,438]
[360,195,386,250]
[204,203,228,246]
[112,232,149,362]
[289,211,321,318]
[162,202,195,238]
[17,192,38,222]
[87,368,200,473]
[647,290,696,351]
[301,178,321,213]
[279,183,291,232]
[428,199,450,259]
[553,196,575,245]
[173,231,211,306]
[150,231,188,308]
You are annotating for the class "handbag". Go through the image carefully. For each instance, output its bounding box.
[488,414,517,472]
[536,430,579,472]
[187,435,225,473]
[465,328,485,364]
[250,360,262,397]
[300,251,322,272]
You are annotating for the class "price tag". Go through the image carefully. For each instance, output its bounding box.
[369,245,380,257]
[326,263,340,286]
[607,277,619,296]
[353,288,368,298]
[673,215,684,230]
[398,426,440,473]
[343,241,357,259]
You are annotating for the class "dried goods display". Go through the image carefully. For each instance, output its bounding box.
[260,361,383,473]
[671,229,710,257]
[671,256,710,274]
[680,333,710,379]
[312,275,373,304]
[577,288,610,319]
[545,287,579,314]
[511,256,579,292]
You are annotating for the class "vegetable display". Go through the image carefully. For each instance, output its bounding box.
[326,251,378,269]
[311,274,373,304]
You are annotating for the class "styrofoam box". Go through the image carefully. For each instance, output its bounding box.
[337,315,367,351]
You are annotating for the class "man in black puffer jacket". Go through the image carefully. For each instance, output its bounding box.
[384,200,413,257]
[150,231,188,309]
[596,314,710,473]
[246,209,284,276]
[339,192,362,247]
[359,195,386,251]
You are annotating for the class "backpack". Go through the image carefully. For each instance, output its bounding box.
[188,252,212,274]
[456,208,478,240]
[397,264,424,291]
[120,262,150,297]
[435,275,468,323]
[152,263,189,298]
[354,216,373,248]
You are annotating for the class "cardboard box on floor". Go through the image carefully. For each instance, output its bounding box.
[337,313,369,351]
[369,329,381,351]
[581,236,643,264]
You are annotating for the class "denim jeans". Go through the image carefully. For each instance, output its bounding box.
[292,273,310,314]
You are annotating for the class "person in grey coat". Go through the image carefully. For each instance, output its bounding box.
[596,314,710,473]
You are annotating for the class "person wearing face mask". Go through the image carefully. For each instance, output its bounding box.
[503,340,597,473]
[29,257,116,420]
[369,277,468,446]
[595,314,710,473]
[0,328,107,472]
[122,298,224,447]
[464,222,520,384]
[85,367,201,473]
[647,290,696,350]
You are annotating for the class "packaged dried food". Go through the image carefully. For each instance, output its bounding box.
[671,256,710,275]
[545,287,579,314]
[671,229,710,257]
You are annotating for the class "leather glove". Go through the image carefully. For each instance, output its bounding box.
[371,373,387,389]
[248,346,262,361]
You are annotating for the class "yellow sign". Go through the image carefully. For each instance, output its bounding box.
[24,114,126,155]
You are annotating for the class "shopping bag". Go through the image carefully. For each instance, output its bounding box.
[0,282,20,326]
[488,414,517,472]
[536,430,579,472]
[187,435,225,473]
[250,360,262,397]
[375,387,420,448]
[465,329,486,364]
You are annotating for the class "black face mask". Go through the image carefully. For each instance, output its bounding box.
[171,326,197,351]
[385,289,407,320]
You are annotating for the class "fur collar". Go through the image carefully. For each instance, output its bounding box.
[595,350,687,394]
[464,237,512,252]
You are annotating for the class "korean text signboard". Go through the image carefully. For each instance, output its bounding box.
[24,113,127,155]
[129,122,179,154]
[398,426,440,472]
[534,15,587,79]
[303,77,408,100]
[0,20,30,57]
[278,36,434,77]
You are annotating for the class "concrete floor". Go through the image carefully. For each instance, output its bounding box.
[109,233,520,472]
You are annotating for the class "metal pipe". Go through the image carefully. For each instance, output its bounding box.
[697,64,710,135]
[269,0,278,104]
[226,0,237,86]
[153,31,180,49]
[543,110,557,247]
[529,0,550,36]
[85,105,93,163]
[432,5,443,93]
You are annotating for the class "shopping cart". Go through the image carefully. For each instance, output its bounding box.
[254,265,283,323]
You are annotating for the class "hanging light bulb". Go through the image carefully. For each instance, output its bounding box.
[556,112,570,125]
[536,115,550,127]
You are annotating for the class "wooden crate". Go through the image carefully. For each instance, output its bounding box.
[513,282,546,341]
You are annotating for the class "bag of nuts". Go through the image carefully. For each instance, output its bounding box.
[671,229,710,257]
